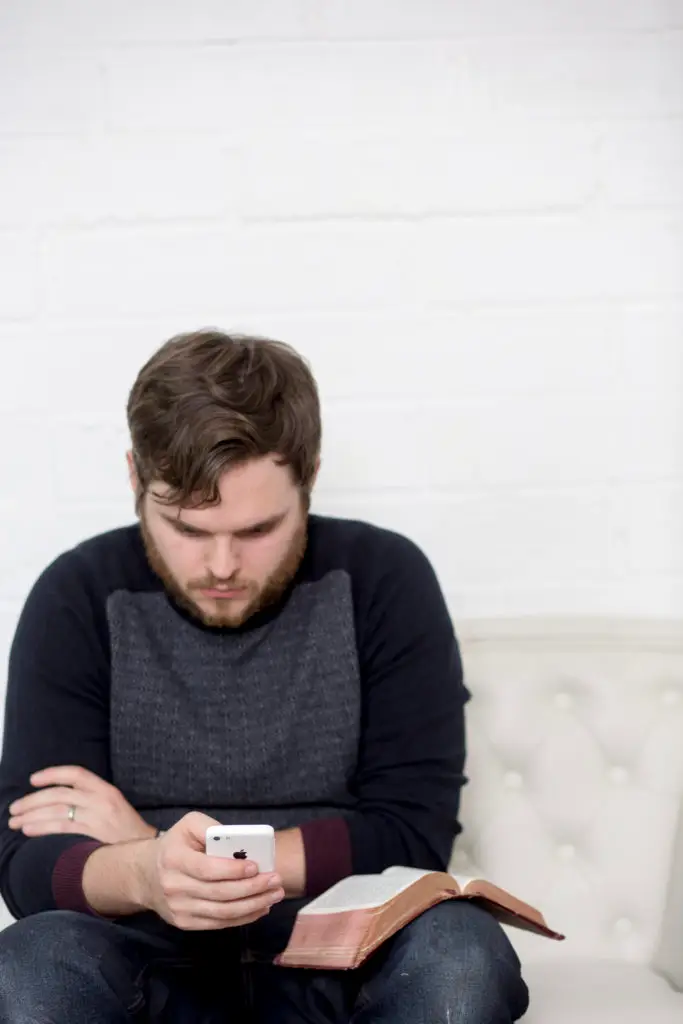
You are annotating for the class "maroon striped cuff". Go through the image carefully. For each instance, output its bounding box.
[299,817,352,897]
[52,840,105,916]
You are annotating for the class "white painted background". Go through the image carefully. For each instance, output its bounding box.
[0,0,682,710]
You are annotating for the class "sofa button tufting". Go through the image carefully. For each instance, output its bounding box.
[503,771,524,789]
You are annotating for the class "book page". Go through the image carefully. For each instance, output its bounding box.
[381,866,435,885]
[383,865,478,891]
[301,872,422,914]
[450,875,480,890]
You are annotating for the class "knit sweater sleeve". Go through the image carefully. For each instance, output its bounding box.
[0,552,111,918]
[300,528,469,894]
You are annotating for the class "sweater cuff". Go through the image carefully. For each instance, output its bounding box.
[52,840,105,916]
[299,817,352,898]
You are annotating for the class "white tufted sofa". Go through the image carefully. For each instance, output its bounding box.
[1,616,681,1022]
[450,617,683,1022]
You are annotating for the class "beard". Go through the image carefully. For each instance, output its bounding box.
[139,507,308,629]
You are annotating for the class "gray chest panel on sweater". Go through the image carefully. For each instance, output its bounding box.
[107,571,361,816]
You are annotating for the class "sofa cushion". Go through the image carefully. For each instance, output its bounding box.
[522,960,682,1023]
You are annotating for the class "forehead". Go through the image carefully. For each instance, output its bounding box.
[150,456,298,530]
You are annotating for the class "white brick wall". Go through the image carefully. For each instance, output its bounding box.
[0,1,682,710]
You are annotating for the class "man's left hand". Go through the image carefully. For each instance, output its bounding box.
[8,766,156,844]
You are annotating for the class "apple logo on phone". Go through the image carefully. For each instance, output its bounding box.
[233,849,247,859]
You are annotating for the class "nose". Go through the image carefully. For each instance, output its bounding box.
[207,537,239,581]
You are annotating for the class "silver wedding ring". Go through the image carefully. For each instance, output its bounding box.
[67,805,76,822]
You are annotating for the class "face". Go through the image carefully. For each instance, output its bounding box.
[129,454,311,628]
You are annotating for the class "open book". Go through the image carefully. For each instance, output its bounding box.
[275,866,565,970]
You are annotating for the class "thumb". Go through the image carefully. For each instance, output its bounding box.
[178,811,221,850]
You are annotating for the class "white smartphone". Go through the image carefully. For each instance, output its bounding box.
[205,824,275,873]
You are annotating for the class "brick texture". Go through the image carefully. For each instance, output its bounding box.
[0,0,681,689]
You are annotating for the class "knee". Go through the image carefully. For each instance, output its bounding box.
[0,910,95,969]
[384,902,529,1020]
[0,911,104,1020]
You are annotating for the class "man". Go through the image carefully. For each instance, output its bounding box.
[0,330,528,1022]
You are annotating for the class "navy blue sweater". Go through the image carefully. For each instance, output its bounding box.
[0,514,468,919]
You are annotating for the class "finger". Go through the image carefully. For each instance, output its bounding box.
[10,803,90,828]
[175,907,274,932]
[172,888,284,925]
[165,871,281,904]
[176,848,260,884]
[10,787,88,815]
[29,766,105,791]
[177,811,224,852]
[15,817,91,837]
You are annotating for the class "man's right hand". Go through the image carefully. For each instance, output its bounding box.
[134,812,285,930]
[82,810,285,927]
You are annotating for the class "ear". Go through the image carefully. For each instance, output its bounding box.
[126,450,138,494]
[311,454,321,488]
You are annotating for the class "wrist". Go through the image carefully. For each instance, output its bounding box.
[275,828,306,899]
[82,838,156,916]
[127,838,157,911]
[142,822,163,840]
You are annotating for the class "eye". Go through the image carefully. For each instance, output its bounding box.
[174,522,205,538]
[245,524,272,538]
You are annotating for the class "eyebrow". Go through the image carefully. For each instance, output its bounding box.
[158,511,287,539]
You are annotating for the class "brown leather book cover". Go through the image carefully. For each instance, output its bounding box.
[275,867,564,970]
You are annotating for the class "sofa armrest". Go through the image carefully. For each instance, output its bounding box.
[652,798,683,992]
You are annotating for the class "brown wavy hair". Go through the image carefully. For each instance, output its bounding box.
[126,329,321,511]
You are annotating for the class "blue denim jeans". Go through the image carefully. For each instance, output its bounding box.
[0,901,529,1022]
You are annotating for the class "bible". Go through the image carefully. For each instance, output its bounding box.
[276,865,565,970]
